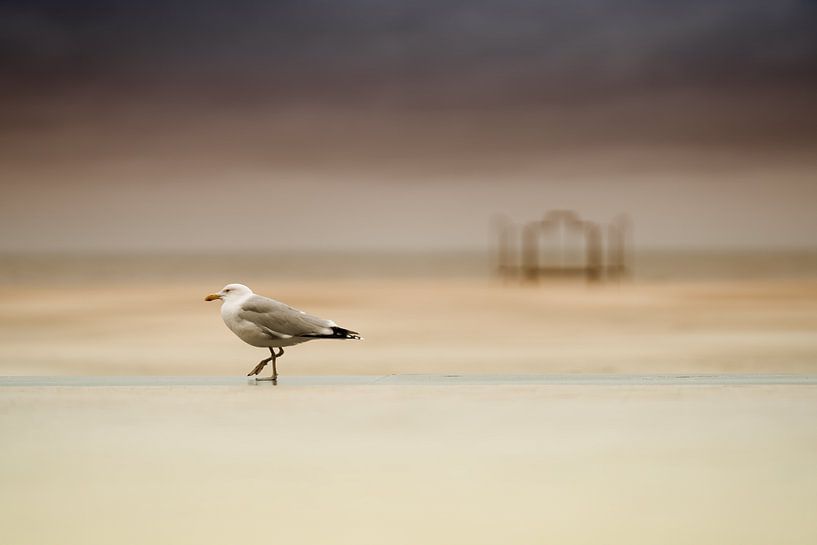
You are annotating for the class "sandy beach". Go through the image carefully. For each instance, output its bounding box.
[1,253,815,376]
[1,253,816,544]
[1,382,816,545]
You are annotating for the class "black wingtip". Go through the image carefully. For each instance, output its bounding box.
[302,326,363,340]
[331,326,362,340]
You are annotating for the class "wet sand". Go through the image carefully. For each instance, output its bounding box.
[1,383,816,545]
[2,254,816,542]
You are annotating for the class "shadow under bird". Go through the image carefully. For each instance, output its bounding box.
[205,283,361,382]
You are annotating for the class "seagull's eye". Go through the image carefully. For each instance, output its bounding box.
[224,289,231,292]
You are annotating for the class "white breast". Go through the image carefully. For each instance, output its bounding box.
[220,298,270,347]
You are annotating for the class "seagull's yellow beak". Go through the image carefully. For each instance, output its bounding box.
[205,293,221,301]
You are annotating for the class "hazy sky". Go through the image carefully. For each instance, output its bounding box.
[1,0,816,251]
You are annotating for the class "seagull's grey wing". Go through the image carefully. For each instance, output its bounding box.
[238,295,335,338]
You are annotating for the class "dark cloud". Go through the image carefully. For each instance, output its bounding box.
[1,0,816,180]
[2,0,817,107]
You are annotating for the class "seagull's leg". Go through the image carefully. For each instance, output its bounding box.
[256,348,284,383]
[255,347,284,384]
[271,348,284,381]
[248,348,275,377]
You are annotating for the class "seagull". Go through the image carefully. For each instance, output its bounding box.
[205,283,361,382]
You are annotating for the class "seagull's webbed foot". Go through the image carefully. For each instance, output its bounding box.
[248,347,285,381]
[247,355,272,377]
[247,364,266,377]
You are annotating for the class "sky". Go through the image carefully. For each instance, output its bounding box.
[1,0,816,251]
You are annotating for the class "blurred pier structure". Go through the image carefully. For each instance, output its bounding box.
[495,210,632,283]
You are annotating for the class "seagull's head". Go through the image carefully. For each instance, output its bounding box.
[205,283,253,302]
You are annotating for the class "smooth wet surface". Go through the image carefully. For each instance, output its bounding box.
[1,380,816,545]
[2,262,816,544]
[3,373,817,387]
